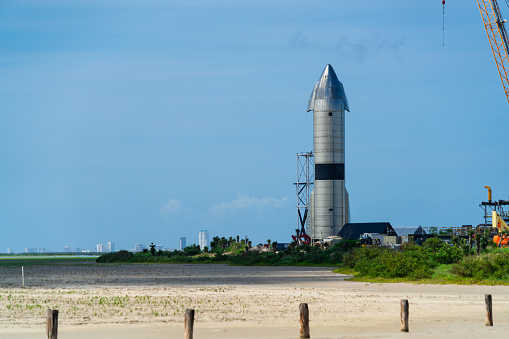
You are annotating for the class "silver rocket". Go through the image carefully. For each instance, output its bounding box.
[307,64,350,238]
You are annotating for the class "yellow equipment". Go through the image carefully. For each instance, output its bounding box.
[492,210,509,246]
[485,185,492,202]
[477,0,509,104]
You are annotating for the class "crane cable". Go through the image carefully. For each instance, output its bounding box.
[442,0,445,47]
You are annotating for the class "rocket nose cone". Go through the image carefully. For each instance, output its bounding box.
[322,64,334,76]
[320,64,340,86]
[307,64,349,112]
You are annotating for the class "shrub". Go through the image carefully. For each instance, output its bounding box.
[96,250,134,263]
[349,247,432,279]
[452,252,509,280]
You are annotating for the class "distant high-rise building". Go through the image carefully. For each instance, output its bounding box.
[96,244,104,253]
[74,247,80,253]
[199,230,209,250]
[6,248,12,254]
[134,243,145,252]
[107,241,115,252]
[63,246,70,252]
[25,248,37,253]
[179,237,186,251]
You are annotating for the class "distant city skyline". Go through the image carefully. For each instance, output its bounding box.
[4,237,191,254]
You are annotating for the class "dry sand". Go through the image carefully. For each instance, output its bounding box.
[1,263,509,338]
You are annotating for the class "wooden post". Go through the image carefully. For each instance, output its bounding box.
[400,299,409,332]
[299,303,310,338]
[22,266,24,288]
[46,309,58,339]
[185,308,194,339]
[485,294,493,326]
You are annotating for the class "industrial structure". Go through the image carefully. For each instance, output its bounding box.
[480,186,509,227]
[307,64,350,239]
[477,0,509,104]
[480,186,509,245]
[339,223,396,240]
[293,152,313,244]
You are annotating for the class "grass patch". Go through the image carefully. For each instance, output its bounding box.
[335,263,509,286]
[0,256,97,266]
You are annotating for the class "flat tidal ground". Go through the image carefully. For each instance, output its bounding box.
[1,262,509,338]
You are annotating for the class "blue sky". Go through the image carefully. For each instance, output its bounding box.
[1,1,508,252]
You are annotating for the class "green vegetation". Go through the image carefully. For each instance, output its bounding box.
[96,233,509,285]
[340,238,468,280]
[338,238,464,280]
[0,256,97,266]
[97,238,360,266]
[452,251,509,281]
[336,235,509,285]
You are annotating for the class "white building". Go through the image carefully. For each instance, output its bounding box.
[134,243,145,252]
[199,230,209,250]
[6,248,12,254]
[179,237,186,251]
[107,241,115,252]
[63,246,70,252]
[96,244,104,253]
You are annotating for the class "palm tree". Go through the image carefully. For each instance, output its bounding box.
[266,239,271,249]
[475,233,481,256]
[468,230,475,250]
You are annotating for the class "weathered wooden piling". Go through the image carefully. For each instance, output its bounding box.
[400,299,409,332]
[46,309,58,339]
[185,308,195,339]
[485,294,493,326]
[299,303,310,338]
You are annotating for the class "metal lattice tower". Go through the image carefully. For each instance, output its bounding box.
[480,200,509,226]
[295,152,314,236]
[477,0,509,104]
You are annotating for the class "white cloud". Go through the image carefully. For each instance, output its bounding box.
[208,193,288,217]
[160,199,188,217]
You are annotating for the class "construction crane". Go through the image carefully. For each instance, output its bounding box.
[477,0,509,104]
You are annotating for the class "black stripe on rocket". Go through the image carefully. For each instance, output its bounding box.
[314,164,345,181]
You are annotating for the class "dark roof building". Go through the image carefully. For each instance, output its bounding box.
[392,226,427,237]
[339,222,396,240]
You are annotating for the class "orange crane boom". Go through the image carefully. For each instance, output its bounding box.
[477,0,509,105]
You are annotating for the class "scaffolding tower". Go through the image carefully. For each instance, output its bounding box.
[480,199,509,227]
[295,152,314,237]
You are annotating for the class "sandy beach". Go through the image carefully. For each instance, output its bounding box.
[1,263,509,338]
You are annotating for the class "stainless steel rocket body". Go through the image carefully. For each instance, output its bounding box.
[307,65,350,238]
